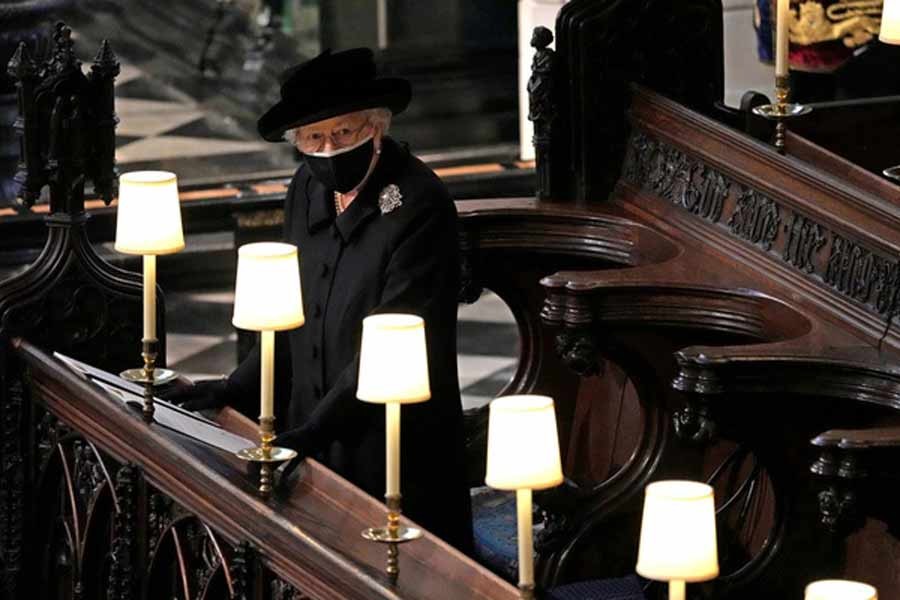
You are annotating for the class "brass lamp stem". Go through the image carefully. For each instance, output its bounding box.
[774,75,789,153]
[386,494,402,584]
[259,415,275,497]
[141,337,157,421]
[235,415,297,499]
[120,336,177,402]
[361,493,422,585]
[751,73,811,154]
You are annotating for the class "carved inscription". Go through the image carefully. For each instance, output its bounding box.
[728,188,780,251]
[825,235,900,314]
[622,129,900,319]
[682,165,728,223]
[624,132,726,224]
[783,213,826,273]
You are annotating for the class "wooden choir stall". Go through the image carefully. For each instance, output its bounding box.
[3,2,900,599]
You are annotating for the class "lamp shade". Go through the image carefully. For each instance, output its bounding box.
[114,171,185,255]
[881,0,900,44]
[805,580,878,600]
[232,242,305,331]
[636,481,719,583]
[356,314,431,404]
[485,395,564,490]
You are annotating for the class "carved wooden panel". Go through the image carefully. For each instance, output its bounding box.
[622,129,900,322]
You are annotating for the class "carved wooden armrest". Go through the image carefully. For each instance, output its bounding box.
[812,427,900,450]
[809,425,900,536]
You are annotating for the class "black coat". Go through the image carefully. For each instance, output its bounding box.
[226,138,472,551]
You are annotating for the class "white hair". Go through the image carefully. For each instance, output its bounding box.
[283,107,393,145]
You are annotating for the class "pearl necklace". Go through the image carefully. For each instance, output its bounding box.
[333,191,343,215]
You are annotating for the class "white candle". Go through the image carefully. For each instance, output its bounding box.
[143,254,156,340]
[260,329,274,419]
[386,402,400,496]
[776,0,790,77]
[516,488,534,587]
[669,580,686,600]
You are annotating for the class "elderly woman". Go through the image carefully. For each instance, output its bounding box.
[173,48,472,551]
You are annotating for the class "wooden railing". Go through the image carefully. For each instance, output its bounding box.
[8,338,517,600]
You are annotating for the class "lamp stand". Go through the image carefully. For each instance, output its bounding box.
[752,75,811,154]
[669,579,686,600]
[516,488,536,599]
[362,493,422,585]
[236,416,297,498]
[120,338,177,421]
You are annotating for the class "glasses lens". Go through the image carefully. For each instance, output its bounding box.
[298,133,323,153]
[296,119,369,153]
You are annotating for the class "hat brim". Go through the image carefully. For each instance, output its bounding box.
[258,78,411,142]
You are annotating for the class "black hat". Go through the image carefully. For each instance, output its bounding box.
[257,48,411,142]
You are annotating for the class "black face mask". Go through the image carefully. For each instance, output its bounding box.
[302,137,374,193]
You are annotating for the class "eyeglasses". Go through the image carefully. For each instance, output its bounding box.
[295,119,371,154]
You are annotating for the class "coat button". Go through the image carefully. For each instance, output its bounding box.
[311,345,319,359]
[320,263,329,277]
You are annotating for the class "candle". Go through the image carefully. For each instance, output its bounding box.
[386,402,400,496]
[143,254,156,340]
[260,329,274,419]
[516,488,534,587]
[775,0,790,77]
[669,580,686,600]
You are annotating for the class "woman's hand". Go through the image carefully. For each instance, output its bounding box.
[158,377,229,412]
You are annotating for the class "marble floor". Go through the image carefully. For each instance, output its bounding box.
[108,55,296,182]
[166,288,518,411]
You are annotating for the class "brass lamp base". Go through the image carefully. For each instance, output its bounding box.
[234,416,296,498]
[518,583,535,600]
[883,165,900,182]
[361,494,422,585]
[751,103,813,119]
[236,446,298,462]
[751,75,812,154]
[121,338,177,422]
[120,367,177,385]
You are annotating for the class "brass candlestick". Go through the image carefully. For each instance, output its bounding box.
[883,165,900,182]
[120,338,177,421]
[361,494,422,585]
[752,75,812,154]
[519,583,536,600]
[235,416,297,498]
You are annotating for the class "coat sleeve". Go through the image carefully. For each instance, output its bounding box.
[293,196,459,452]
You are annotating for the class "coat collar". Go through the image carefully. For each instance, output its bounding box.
[305,137,408,242]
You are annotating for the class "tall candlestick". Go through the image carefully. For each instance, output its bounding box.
[517,488,534,588]
[669,580,686,600]
[143,254,156,340]
[260,329,274,420]
[386,402,400,496]
[775,0,790,77]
